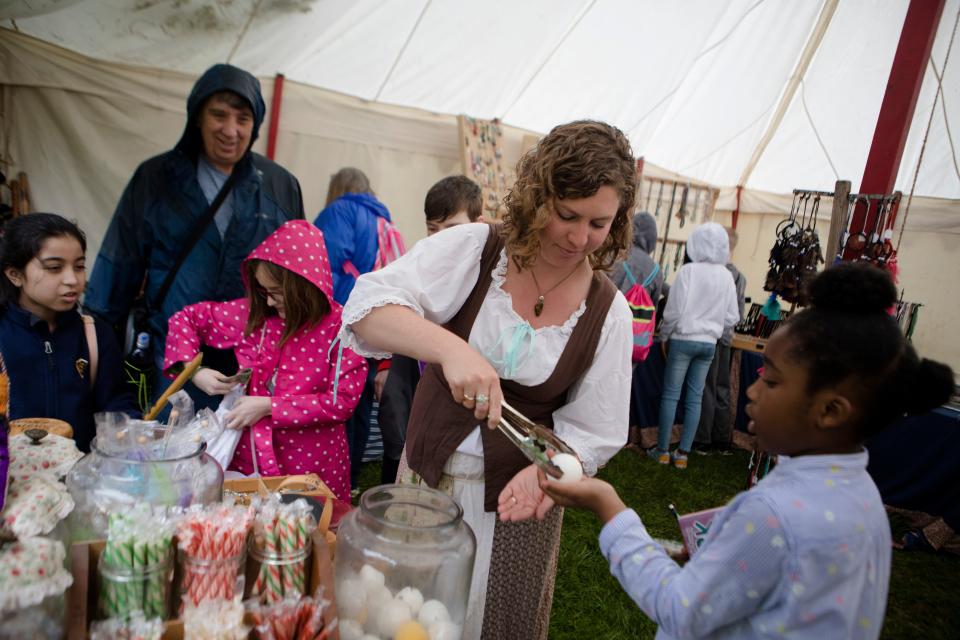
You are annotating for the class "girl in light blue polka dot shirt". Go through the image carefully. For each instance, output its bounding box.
[537,263,954,639]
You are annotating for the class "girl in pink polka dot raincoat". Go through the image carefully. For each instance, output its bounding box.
[164,220,368,500]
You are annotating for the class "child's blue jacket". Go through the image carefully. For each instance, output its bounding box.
[0,304,138,452]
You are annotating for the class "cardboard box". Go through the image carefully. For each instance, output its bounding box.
[66,531,339,640]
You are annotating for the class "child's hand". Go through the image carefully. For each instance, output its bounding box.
[538,471,627,525]
[225,396,272,430]
[497,464,556,522]
[438,343,503,429]
[192,367,236,396]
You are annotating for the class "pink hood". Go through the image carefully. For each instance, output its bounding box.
[242,219,335,303]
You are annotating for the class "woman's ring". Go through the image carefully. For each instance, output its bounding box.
[475,393,489,405]
[463,393,475,401]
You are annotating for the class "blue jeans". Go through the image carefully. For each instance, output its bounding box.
[657,339,716,452]
[346,359,378,489]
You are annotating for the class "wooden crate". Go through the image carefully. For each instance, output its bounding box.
[66,530,339,640]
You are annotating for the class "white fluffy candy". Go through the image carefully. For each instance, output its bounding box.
[338,619,365,640]
[396,586,424,615]
[373,599,412,637]
[551,453,583,483]
[368,584,394,609]
[417,599,450,626]
[337,578,368,622]
[359,564,386,594]
[429,620,461,640]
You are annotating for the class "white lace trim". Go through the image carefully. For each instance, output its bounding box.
[488,250,587,337]
[339,296,422,359]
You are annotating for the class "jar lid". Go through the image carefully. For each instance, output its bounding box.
[359,484,464,531]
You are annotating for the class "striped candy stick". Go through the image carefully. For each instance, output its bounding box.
[279,512,295,596]
[293,512,308,595]
[265,514,283,602]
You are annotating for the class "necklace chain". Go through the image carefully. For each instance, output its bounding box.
[530,263,582,317]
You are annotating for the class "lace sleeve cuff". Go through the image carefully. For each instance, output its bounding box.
[339,297,423,359]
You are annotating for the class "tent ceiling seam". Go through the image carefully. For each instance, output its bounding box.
[930,58,960,184]
[374,0,432,102]
[499,0,597,121]
[799,78,839,180]
[737,0,838,187]
[227,0,263,65]
[624,0,769,135]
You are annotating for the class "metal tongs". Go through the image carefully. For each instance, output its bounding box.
[218,367,253,386]
[498,399,578,479]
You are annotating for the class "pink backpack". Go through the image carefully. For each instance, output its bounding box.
[343,217,407,278]
[622,263,659,362]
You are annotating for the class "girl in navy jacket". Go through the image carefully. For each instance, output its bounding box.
[0,214,136,452]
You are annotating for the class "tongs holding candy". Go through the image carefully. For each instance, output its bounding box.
[497,399,579,480]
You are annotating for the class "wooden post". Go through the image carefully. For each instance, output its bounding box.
[824,180,851,267]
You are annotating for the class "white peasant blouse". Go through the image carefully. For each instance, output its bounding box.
[339,223,632,475]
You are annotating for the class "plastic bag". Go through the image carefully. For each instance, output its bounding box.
[206,385,245,470]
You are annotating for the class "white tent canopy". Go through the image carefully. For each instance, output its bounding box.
[2,0,959,372]
[2,0,959,202]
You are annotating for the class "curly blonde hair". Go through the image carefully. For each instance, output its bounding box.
[502,120,637,271]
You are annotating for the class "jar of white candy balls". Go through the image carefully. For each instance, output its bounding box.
[335,484,476,640]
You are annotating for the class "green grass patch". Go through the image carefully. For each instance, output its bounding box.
[355,449,960,639]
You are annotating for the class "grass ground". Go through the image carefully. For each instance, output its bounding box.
[356,449,960,639]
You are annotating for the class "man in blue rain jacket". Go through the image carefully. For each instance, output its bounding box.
[85,64,304,405]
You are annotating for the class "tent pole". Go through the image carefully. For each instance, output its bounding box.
[266,73,285,162]
[844,0,945,260]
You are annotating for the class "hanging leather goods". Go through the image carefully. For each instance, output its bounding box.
[676,182,690,228]
[843,196,870,256]
[653,180,665,218]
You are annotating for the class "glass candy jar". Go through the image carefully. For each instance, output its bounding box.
[335,484,476,640]
[65,438,223,540]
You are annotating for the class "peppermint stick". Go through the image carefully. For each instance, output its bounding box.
[176,504,254,609]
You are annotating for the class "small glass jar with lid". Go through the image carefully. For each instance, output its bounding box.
[65,436,223,541]
[335,484,476,640]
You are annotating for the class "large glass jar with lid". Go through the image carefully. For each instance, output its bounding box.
[65,436,223,541]
[335,484,476,640]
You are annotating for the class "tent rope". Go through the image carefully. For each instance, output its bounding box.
[374,0,432,102]
[499,0,597,120]
[227,0,264,65]
[897,2,960,252]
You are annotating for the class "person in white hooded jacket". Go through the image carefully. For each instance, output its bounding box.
[651,222,739,469]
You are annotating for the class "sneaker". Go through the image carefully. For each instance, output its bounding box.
[715,445,735,456]
[647,448,670,465]
[691,443,712,456]
[672,450,689,470]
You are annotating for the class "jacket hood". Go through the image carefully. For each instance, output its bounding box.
[176,64,266,160]
[243,220,334,302]
[339,192,392,221]
[686,222,730,264]
[632,212,658,254]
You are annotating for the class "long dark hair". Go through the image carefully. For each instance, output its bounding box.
[0,213,86,309]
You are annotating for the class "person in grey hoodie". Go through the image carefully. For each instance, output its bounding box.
[650,222,739,470]
[609,212,665,305]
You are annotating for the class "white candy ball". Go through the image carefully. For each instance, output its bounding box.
[338,619,365,640]
[359,564,386,594]
[429,620,461,640]
[337,578,368,623]
[396,586,424,615]
[360,636,379,640]
[369,584,394,609]
[417,599,450,627]
[551,453,583,483]
[374,599,412,638]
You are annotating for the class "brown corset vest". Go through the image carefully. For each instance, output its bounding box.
[405,224,617,511]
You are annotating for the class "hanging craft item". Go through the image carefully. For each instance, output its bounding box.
[458,115,513,219]
[675,183,690,228]
[652,180,665,217]
[763,191,824,306]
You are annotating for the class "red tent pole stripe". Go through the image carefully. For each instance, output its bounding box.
[844,0,945,260]
[266,73,285,161]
